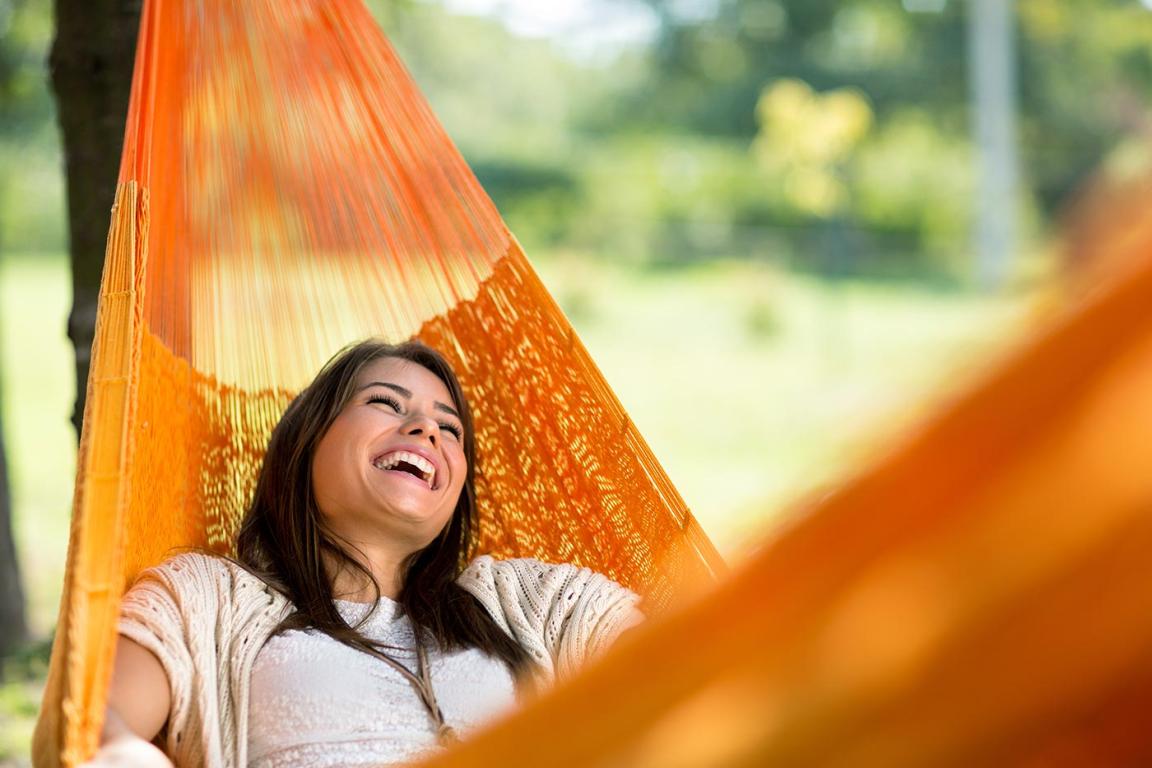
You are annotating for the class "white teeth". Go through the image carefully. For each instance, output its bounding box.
[372,450,436,488]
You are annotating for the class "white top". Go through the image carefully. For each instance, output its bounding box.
[117,553,644,767]
[247,599,517,767]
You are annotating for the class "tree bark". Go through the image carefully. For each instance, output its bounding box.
[0,0,38,661]
[49,0,141,437]
[0,421,27,661]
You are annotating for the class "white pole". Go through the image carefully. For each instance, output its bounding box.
[968,0,1019,290]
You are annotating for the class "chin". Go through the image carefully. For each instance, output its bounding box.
[385,511,453,548]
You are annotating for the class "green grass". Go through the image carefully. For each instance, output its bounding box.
[1,255,75,638]
[0,252,1039,763]
[0,638,51,766]
[534,255,1036,554]
[0,253,74,765]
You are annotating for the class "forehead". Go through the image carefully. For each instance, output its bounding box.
[355,357,455,405]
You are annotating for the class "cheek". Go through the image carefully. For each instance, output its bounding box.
[444,451,468,499]
[452,449,469,485]
[311,426,351,497]
[310,449,337,505]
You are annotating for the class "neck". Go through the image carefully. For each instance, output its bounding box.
[325,542,411,602]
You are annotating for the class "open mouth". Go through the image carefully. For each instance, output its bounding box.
[372,451,436,489]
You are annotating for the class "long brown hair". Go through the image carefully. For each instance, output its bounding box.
[235,339,531,675]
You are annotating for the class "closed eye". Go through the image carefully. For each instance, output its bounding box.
[369,394,463,439]
[367,394,402,411]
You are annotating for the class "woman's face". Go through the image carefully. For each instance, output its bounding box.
[311,356,468,552]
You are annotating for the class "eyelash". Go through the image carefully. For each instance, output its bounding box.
[367,394,464,439]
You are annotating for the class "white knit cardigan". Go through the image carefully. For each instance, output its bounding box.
[118,552,643,767]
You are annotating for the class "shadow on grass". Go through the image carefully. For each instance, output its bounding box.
[1,635,53,767]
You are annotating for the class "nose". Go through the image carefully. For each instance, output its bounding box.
[401,412,440,446]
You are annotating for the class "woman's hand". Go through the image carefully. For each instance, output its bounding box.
[80,735,174,767]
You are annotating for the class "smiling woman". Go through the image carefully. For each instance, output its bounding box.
[310,356,471,599]
[82,340,645,768]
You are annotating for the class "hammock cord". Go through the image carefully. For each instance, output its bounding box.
[34,1,722,765]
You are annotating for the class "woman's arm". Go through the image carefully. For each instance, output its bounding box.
[81,636,174,767]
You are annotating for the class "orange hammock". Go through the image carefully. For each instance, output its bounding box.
[34,0,1152,765]
[33,1,722,764]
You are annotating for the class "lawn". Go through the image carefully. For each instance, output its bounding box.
[534,255,1037,552]
[0,254,74,766]
[0,252,1038,763]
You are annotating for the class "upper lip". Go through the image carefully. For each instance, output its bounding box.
[370,444,442,490]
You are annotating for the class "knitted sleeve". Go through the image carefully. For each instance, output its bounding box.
[116,552,231,765]
[457,556,644,681]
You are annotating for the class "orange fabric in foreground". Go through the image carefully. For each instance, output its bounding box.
[33,1,721,765]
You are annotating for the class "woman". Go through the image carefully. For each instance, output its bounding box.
[88,340,644,767]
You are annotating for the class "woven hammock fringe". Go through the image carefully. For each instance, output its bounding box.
[36,182,148,768]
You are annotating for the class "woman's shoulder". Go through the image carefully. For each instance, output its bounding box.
[458,555,630,601]
[122,551,292,643]
[459,554,575,584]
[127,551,271,605]
[457,555,644,678]
[135,550,241,582]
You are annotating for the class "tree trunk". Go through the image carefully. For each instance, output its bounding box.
[0,420,27,661]
[49,0,141,437]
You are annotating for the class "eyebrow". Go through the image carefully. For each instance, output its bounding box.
[359,381,461,419]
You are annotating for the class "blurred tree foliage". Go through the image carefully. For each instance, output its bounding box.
[370,0,597,251]
[1016,0,1152,212]
[753,79,874,218]
[606,0,1152,279]
[0,0,54,155]
[0,0,64,254]
[5,0,1152,278]
[625,0,968,136]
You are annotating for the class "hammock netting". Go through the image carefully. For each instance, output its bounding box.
[33,0,1152,765]
[33,1,723,763]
